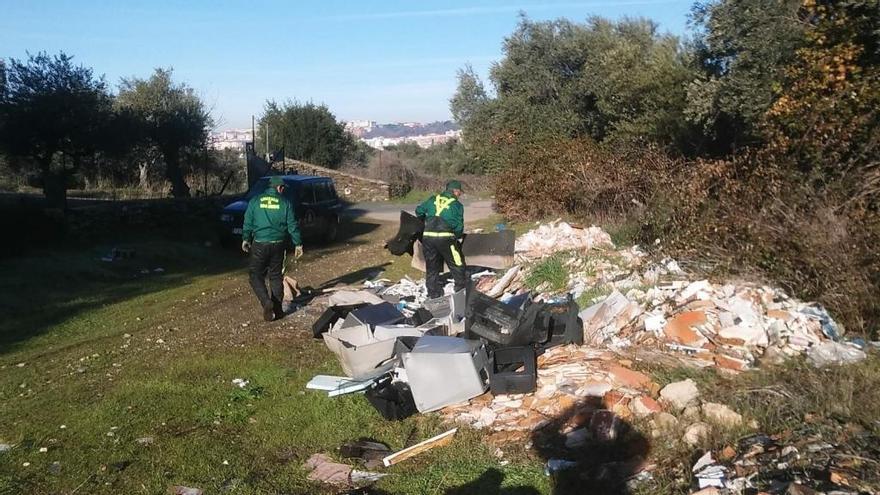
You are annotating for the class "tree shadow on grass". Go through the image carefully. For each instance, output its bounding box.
[0,241,244,355]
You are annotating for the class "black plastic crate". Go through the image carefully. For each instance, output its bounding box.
[489,346,537,395]
[465,290,547,345]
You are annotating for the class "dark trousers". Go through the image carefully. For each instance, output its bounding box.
[423,236,466,298]
[249,241,285,310]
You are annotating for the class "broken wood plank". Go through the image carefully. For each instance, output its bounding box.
[381,428,458,467]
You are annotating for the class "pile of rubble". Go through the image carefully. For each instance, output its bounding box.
[440,221,867,429]
[306,220,873,492]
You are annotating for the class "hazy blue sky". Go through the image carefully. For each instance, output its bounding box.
[0,0,695,128]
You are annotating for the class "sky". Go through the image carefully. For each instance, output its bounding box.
[0,0,695,129]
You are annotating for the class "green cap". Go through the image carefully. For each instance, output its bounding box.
[446,179,463,191]
[268,176,285,187]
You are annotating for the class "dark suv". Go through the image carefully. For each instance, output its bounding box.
[220,175,342,245]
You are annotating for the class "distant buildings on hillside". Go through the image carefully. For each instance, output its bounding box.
[209,128,251,152]
[344,120,377,137]
[361,129,462,149]
[349,120,462,149]
[209,119,462,154]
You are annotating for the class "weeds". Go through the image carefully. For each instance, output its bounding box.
[525,254,569,292]
[576,285,611,309]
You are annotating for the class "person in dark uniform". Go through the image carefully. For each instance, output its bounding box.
[241,176,303,321]
[416,180,466,299]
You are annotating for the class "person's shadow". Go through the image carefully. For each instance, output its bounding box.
[444,468,540,495]
[440,397,650,495]
[530,397,651,495]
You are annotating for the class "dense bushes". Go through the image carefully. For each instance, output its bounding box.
[496,0,880,334]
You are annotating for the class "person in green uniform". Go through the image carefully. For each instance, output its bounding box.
[415,180,466,299]
[241,176,303,321]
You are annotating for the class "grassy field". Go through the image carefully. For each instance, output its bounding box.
[0,220,552,495]
[1,215,878,494]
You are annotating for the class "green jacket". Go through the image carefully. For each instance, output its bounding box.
[415,191,464,238]
[242,187,302,245]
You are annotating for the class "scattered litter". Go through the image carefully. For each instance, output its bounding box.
[544,458,578,475]
[231,378,249,388]
[382,428,458,467]
[339,439,392,470]
[306,375,379,397]
[806,341,867,367]
[303,453,386,487]
[692,451,729,489]
[169,486,203,495]
[303,453,353,485]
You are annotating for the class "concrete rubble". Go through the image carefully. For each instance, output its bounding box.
[308,221,875,492]
[439,222,862,439]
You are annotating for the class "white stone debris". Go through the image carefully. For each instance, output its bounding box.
[660,379,700,411]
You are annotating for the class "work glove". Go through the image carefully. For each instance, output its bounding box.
[294,245,304,260]
[241,240,251,253]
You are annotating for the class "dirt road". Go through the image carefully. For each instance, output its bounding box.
[346,199,495,223]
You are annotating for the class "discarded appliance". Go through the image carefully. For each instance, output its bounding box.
[422,289,466,335]
[364,374,418,421]
[400,336,490,413]
[410,230,515,272]
[323,325,424,380]
[539,297,584,347]
[384,211,424,256]
[465,290,547,346]
[488,346,537,395]
[312,304,366,338]
[341,302,405,329]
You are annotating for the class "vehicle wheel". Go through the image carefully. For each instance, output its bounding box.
[323,215,339,243]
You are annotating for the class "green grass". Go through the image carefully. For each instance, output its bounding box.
[524,254,569,292]
[0,233,551,494]
[4,219,878,494]
[575,285,612,309]
[389,189,434,204]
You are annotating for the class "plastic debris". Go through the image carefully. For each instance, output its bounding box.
[806,341,867,367]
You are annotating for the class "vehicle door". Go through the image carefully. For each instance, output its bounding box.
[297,181,320,236]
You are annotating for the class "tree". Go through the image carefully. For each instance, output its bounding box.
[450,16,699,171]
[116,68,211,198]
[0,52,112,209]
[449,64,488,126]
[686,0,806,152]
[257,100,355,169]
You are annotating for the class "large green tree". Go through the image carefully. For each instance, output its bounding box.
[686,0,805,152]
[0,52,112,209]
[257,100,354,169]
[116,68,211,198]
[451,16,699,171]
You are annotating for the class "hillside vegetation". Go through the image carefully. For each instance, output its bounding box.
[453,1,880,335]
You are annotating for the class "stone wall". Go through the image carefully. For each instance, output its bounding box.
[283,159,389,203]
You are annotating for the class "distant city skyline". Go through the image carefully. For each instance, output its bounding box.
[0,0,694,128]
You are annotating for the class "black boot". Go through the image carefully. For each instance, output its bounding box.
[262,302,275,322]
